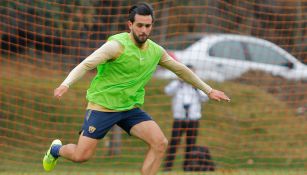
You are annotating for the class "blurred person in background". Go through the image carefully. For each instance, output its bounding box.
[163,65,209,171]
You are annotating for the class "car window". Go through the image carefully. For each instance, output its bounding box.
[245,42,289,66]
[209,41,246,60]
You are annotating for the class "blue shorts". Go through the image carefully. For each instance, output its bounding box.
[80,108,152,139]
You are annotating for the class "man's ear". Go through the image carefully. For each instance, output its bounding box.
[127,21,133,30]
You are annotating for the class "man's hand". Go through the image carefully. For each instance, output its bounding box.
[208,89,230,102]
[54,85,69,100]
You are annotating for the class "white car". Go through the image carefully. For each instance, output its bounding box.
[155,34,307,82]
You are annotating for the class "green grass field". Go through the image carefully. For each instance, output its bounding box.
[0,170,305,175]
[1,60,306,174]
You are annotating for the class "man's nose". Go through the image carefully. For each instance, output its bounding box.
[140,26,147,32]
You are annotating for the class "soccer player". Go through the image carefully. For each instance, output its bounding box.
[43,2,230,175]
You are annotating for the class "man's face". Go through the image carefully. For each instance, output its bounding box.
[128,14,153,45]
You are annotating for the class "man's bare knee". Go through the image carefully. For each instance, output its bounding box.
[71,154,91,163]
[152,137,168,154]
[67,135,97,163]
[161,138,168,152]
[71,150,93,163]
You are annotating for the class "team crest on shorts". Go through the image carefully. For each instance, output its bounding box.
[88,126,96,133]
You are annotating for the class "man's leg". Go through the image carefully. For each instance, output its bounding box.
[59,134,98,162]
[164,120,184,171]
[43,134,98,171]
[60,110,120,162]
[184,120,199,169]
[43,109,120,171]
[130,120,168,175]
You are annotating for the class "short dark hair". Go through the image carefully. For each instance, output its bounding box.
[128,2,154,23]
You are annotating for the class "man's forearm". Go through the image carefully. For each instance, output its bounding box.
[159,54,212,94]
[171,63,212,94]
[61,64,88,87]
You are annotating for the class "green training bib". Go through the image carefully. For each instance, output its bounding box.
[86,32,163,110]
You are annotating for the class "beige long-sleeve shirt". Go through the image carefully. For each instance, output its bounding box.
[61,40,212,112]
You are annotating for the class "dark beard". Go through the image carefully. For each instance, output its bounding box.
[132,31,148,45]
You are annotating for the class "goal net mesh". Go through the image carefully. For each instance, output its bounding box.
[0,0,306,174]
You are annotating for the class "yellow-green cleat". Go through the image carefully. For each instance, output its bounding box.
[43,139,62,172]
